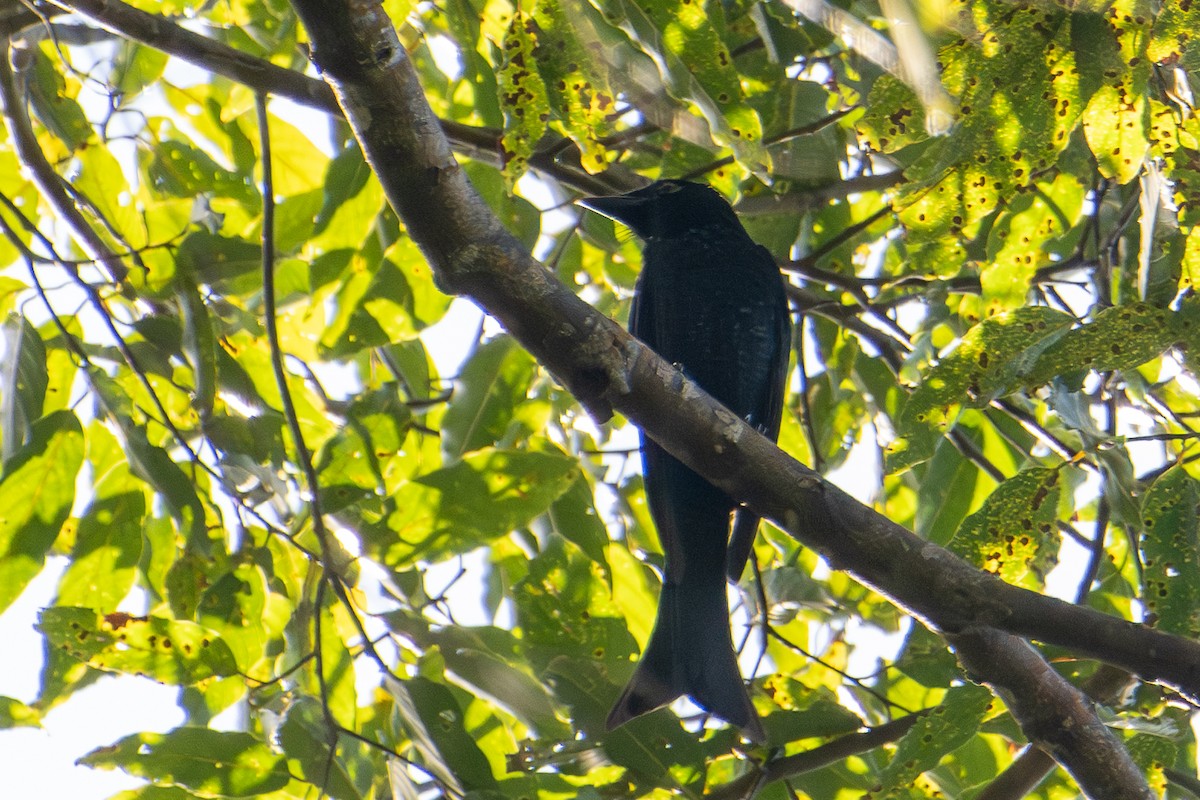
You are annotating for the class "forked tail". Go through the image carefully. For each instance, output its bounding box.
[607,576,765,743]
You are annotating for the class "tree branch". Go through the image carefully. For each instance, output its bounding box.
[949,628,1151,799]
[974,665,1135,800]
[708,713,924,800]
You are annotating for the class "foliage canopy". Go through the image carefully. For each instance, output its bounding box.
[2,0,1200,797]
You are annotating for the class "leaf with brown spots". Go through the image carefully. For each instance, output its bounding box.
[1140,467,1200,639]
[873,684,995,796]
[497,10,551,190]
[886,307,1074,471]
[1021,300,1200,389]
[982,173,1087,311]
[38,606,238,685]
[949,467,1063,591]
[530,0,615,174]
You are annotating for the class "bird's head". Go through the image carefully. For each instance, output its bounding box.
[579,180,745,241]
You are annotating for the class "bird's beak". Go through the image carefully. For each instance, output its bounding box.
[577,194,646,227]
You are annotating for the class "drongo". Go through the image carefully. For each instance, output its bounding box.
[580,180,791,743]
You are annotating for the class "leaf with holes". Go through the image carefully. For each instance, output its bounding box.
[1141,467,1200,639]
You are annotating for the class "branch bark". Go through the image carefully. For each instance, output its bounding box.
[949,629,1151,799]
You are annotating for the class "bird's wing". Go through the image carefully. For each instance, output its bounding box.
[728,247,792,580]
[763,255,793,441]
[628,261,688,569]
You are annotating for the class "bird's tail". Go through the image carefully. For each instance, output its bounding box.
[607,573,765,742]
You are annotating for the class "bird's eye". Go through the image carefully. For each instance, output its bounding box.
[658,181,683,194]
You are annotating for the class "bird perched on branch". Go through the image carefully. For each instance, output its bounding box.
[580,179,791,743]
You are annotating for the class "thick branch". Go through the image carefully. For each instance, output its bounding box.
[284,0,1200,708]
[949,628,1151,799]
[973,665,1137,800]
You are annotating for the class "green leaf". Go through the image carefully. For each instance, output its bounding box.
[383,608,569,737]
[317,386,415,509]
[464,162,543,251]
[312,142,385,250]
[318,602,358,728]
[27,47,91,150]
[949,467,1061,591]
[196,561,288,678]
[174,231,263,296]
[39,607,238,684]
[914,435,986,546]
[147,141,258,208]
[56,463,145,610]
[601,0,767,174]
[0,696,40,729]
[0,409,83,614]
[442,335,536,459]
[176,281,217,420]
[380,447,579,567]
[277,697,362,800]
[320,237,452,357]
[79,728,289,797]
[1,314,48,458]
[111,41,169,99]
[877,683,995,793]
[514,538,637,712]
[74,145,141,246]
[757,678,862,741]
[388,676,498,792]
[1141,467,1200,639]
[546,475,611,569]
[886,307,1073,471]
[90,371,209,549]
[1126,732,1177,796]
[261,115,330,195]
[894,626,962,688]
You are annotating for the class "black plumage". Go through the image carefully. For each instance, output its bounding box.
[580,180,791,743]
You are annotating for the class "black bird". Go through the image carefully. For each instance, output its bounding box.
[580,180,791,743]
